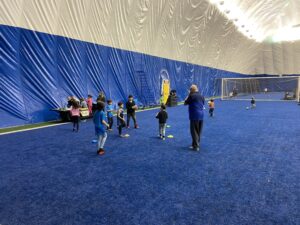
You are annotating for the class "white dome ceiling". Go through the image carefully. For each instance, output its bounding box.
[210,0,300,42]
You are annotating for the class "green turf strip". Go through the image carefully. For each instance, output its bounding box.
[0,121,63,134]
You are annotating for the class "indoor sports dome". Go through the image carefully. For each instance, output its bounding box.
[0,1,299,225]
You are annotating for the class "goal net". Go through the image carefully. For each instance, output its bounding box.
[221,76,300,102]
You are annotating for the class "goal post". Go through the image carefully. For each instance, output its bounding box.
[221,76,300,101]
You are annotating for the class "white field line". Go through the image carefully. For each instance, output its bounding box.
[0,122,69,136]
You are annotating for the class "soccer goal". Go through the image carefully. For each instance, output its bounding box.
[221,76,300,102]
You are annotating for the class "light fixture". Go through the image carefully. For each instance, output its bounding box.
[272,26,300,42]
[209,0,265,42]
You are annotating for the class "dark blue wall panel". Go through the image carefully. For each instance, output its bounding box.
[0,25,243,128]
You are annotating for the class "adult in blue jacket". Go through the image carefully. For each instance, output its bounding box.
[184,84,205,151]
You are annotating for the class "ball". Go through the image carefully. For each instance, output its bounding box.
[246,107,249,110]
[132,105,138,110]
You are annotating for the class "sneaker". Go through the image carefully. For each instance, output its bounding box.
[126,126,130,129]
[134,125,139,129]
[189,146,199,151]
[98,149,105,155]
[162,136,165,140]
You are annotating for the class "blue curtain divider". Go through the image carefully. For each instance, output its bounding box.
[0,24,243,128]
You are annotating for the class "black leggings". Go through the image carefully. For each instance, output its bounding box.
[72,116,79,131]
[118,124,125,135]
[108,117,113,129]
[118,118,125,135]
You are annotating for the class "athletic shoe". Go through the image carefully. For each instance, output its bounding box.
[189,146,199,151]
[126,126,130,129]
[98,149,105,155]
[162,137,165,140]
[134,125,139,129]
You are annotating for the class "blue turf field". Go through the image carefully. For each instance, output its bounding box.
[1,100,299,225]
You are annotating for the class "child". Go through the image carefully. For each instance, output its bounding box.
[106,99,114,131]
[86,94,93,116]
[117,102,127,137]
[251,97,256,108]
[70,101,80,132]
[156,104,168,140]
[208,99,215,117]
[126,95,139,128]
[93,101,109,155]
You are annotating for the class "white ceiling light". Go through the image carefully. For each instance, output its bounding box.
[272,26,300,42]
[209,0,265,42]
[208,0,300,42]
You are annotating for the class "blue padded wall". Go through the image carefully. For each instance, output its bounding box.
[1,25,243,128]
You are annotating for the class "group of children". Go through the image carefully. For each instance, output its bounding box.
[92,95,143,155]
[90,94,171,155]
[71,90,258,156]
[93,96,220,155]
[68,95,93,132]
[67,88,264,156]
